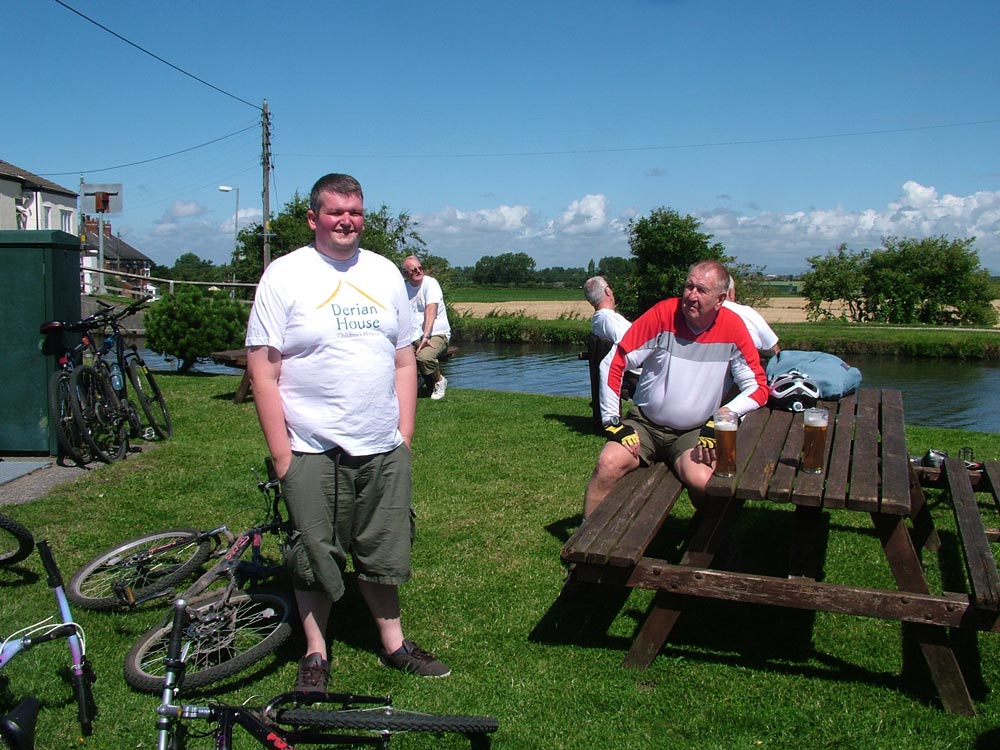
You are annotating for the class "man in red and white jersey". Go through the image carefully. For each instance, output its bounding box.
[584,260,769,517]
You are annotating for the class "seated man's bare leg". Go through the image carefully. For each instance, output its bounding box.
[584,441,641,518]
[672,448,715,508]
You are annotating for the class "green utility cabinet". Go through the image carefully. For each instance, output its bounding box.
[0,230,82,454]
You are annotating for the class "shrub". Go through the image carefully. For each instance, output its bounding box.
[146,286,249,373]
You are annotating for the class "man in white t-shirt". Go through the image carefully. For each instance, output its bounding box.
[246,173,449,691]
[584,275,631,344]
[584,275,639,395]
[401,256,451,400]
[723,277,780,358]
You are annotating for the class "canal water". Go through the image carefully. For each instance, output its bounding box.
[144,346,999,434]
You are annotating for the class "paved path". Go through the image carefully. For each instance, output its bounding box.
[0,444,153,507]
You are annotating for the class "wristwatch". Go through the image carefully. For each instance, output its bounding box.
[604,416,621,428]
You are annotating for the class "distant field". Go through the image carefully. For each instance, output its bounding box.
[447,286,583,303]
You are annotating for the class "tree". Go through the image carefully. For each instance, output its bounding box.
[802,236,998,326]
[472,252,536,285]
[232,193,312,289]
[156,253,225,283]
[361,204,426,266]
[595,256,636,285]
[231,195,426,287]
[622,208,732,318]
[145,286,249,373]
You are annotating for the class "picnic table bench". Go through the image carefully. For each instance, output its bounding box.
[561,388,1000,715]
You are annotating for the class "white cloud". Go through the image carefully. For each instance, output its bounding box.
[125,181,1000,275]
[557,194,611,235]
[696,181,1000,273]
[124,201,263,267]
[167,201,205,220]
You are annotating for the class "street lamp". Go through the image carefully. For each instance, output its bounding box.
[218,185,240,289]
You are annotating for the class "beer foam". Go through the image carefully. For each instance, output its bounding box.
[804,411,828,427]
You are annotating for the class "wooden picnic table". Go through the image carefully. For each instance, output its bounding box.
[562,388,1000,715]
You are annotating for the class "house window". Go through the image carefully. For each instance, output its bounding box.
[60,210,73,233]
[43,206,52,229]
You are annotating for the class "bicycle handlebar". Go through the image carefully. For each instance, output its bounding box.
[35,540,64,590]
[166,598,187,669]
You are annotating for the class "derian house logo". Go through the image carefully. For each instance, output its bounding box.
[316,280,389,332]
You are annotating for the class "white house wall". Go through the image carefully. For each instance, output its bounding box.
[0,178,20,229]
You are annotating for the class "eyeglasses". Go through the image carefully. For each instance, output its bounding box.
[405,266,423,276]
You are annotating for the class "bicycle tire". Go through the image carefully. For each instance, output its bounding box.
[67,529,212,610]
[48,369,92,465]
[0,514,35,567]
[126,355,173,439]
[275,707,499,736]
[69,364,128,463]
[124,589,293,692]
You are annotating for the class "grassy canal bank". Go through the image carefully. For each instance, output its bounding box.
[3,375,998,749]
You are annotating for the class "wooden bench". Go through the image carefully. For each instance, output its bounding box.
[561,464,685,585]
[943,457,1000,611]
[578,333,637,431]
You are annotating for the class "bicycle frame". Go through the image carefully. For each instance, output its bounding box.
[117,469,286,610]
[0,541,97,748]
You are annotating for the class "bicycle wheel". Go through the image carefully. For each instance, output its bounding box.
[0,514,35,567]
[276,706,499,736]
[67,529,212,610]
[48,369,92,465]
[126,355,173,439]
[69,364,128,463]
[124,589,293,692]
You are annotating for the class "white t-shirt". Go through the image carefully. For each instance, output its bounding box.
[406,275,450,342]
[246,245,413,456]
[723,300,779,352]
[592,308,639,376]
[591,308,631,343]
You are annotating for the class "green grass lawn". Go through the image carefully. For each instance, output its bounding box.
[3,375,1000,749]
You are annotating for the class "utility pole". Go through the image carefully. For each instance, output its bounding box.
[261,99,272,269]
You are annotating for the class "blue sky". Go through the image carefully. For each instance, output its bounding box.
[8,0,1000,274]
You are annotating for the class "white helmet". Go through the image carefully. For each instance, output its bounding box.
[768,370,820,412]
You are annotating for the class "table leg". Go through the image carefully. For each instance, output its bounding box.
[788,505,827,580]
[624,497,744,669]
[871,512,975,716]
[233,370,252,404]
[907,464,941,556]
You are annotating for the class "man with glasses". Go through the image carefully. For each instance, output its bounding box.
[401,256,451,400]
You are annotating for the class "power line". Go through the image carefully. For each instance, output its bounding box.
[51,0,260,111]
[279,117,1000,160]
[38,124,259,176]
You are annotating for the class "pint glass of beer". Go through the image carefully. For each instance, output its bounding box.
[713,410,739,478]
[801,407,829,474]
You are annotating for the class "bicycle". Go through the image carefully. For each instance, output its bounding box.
[0,514,34,568]
[39,305,110,466]
[66,296,173,463]
[155,598,498,750]
[0,540,97,750]
[67,459,294,692]
[90,295,172,443]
